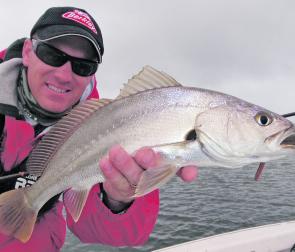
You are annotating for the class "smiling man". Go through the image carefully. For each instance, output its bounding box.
[0,6,197,252]
[23,36,98,113]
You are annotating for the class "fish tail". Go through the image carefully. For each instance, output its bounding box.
[0,189,37,243]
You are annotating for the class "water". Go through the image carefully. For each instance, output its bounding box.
[62,157,295,251]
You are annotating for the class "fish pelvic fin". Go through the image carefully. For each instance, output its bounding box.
[63,188,90,222]
[134,165,178,197]
[0,189,37,243]
[117,66,182,99]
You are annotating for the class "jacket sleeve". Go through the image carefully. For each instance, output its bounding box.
[66,184,159,246]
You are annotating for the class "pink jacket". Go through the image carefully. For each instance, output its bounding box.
[0,49,159,252]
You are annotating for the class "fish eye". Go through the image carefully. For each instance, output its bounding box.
[185,129,197,140]
[255,112,273,126]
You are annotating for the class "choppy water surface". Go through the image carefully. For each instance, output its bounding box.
[62,157,295,251]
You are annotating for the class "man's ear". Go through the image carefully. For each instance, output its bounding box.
[22,39,32,67]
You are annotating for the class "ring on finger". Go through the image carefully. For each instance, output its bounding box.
[129,183,137,188]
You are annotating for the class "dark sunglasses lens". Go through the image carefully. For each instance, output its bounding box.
[36,44,67,67]
[35,42,98,76]
[72,61,98,76]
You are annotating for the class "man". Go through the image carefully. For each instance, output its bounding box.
[0,6,197,252]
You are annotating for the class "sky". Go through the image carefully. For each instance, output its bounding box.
[0,0,294,115]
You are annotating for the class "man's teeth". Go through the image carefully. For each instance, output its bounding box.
[47,85,68,94]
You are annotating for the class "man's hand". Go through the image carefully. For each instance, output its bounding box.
[99,145,198,212]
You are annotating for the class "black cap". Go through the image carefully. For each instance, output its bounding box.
[30,7,104,63]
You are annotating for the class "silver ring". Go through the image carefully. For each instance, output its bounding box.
[130,183,137,188]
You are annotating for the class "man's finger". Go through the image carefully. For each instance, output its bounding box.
[108,145,144,186]
[134,147,161,169]
[99,156,130,190]
[176,166,198,182]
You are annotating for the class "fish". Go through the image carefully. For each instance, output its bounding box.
[0,66,294,243]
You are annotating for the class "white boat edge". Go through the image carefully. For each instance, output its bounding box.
[152,220,295,252]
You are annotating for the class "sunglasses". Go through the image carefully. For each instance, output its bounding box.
[32,40,99,77]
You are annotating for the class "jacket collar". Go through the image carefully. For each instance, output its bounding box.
[0,58,22,118]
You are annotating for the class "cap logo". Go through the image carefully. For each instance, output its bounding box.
[62,10,97,34]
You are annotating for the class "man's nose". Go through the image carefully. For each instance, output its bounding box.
[53,61,73,82]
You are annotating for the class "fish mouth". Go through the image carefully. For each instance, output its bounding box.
[280,133,295,148]
[265,124,295,149]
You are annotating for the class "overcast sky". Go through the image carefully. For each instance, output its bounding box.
[1,0,294,115]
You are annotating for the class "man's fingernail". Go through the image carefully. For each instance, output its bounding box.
[112,146,128,164]
[142,149,155,166]
[100,157,112,172]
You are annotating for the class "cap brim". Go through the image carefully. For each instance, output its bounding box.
[35,25,102,63]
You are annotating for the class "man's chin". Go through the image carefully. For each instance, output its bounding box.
[40,102,70,114]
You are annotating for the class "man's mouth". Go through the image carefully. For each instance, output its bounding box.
[46,84,70,94]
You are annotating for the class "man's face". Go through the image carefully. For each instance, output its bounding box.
[22,36,97,113]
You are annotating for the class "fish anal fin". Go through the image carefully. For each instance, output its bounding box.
[134,165,178,197]
[63,187,91,222]
[0,189,37,243]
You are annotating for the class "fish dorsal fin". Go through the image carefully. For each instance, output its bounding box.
[27,98,112,177]
[117,65,182,99]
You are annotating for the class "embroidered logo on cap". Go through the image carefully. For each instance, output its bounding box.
[62,10,97,34]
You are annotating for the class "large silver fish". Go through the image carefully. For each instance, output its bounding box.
[0,66,294,242]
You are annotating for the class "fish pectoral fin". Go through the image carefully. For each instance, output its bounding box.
[63,187,91,222]
[134,165,178,197]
